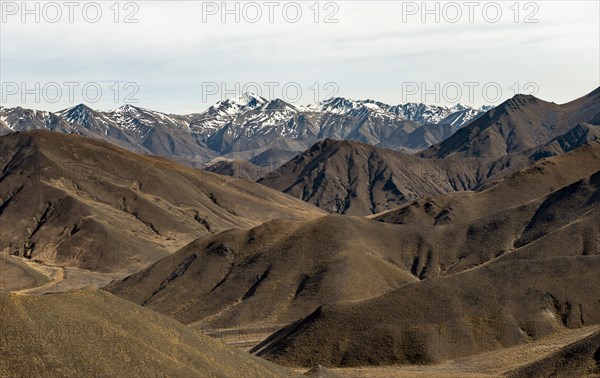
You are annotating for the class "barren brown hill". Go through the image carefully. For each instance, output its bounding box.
[105,215,420,330]
[0,289,299,378]
[107,142,600,349]
[527,122,600,159]
[507,330,600,378]
[206,159,268,181]
[256,238,600,368]
[375,140,600,227]
[258,139,483,215]
[251,146,600,367]
[421,87,600,159]
[377,121,455,152]
[0,131,323,282]
[470,122,600,188]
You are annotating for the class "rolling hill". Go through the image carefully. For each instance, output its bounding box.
[107,142,600,363]
[507,329,600,377]
[105,214,420,330]
[251,143,600,367]
[0,289,299,377]
[0,131,323,291]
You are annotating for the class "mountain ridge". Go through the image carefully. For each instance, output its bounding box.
[258,88,600,215]
[421,87,600,159]
[251,142,600,367]
[1,95,490,167]
[0,130,324,291]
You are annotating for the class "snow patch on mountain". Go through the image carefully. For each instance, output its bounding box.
[1,95,492,155]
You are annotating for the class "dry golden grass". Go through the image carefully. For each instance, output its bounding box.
[0,289,300,377]
[0,130,323,291]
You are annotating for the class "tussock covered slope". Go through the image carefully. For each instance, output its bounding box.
[252,144,600,367]
[105,215,420,329]
[0,289,299,377]
[0,131,324,274]
[507,330,600,378]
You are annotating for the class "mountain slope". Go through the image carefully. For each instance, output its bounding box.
[0,106,76,134]
[252,144,600,367]
[421,87,600,159]
[507,330,600,378]
[0,289,299,377]
[258,139,483,215]
[206,159,268,181]
[194,95,486,161]
[107,142,600,334]
[0,131,324,278]
[1,95,488,167]
[1,104,218,165]
[260,109,600,216]
[377,122,456,152]
[255,252,600,368]
[105,215,420,330]
[376,140,600,227]
[61,104,218,164]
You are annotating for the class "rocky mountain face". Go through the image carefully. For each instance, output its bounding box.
[203,96,488,159]
[0,95,488,167]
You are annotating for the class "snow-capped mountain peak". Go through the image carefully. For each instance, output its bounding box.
[318,97,392,117]
[451,103,469,111]
[115,104,143,115]
[319,97,360,113]
[56,104,97,128]
[1,95,493,160]
[224,93,267,108]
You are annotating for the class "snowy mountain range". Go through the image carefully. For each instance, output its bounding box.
[0,95,490,167]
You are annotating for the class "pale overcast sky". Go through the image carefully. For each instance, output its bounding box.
[1,0,599,113]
